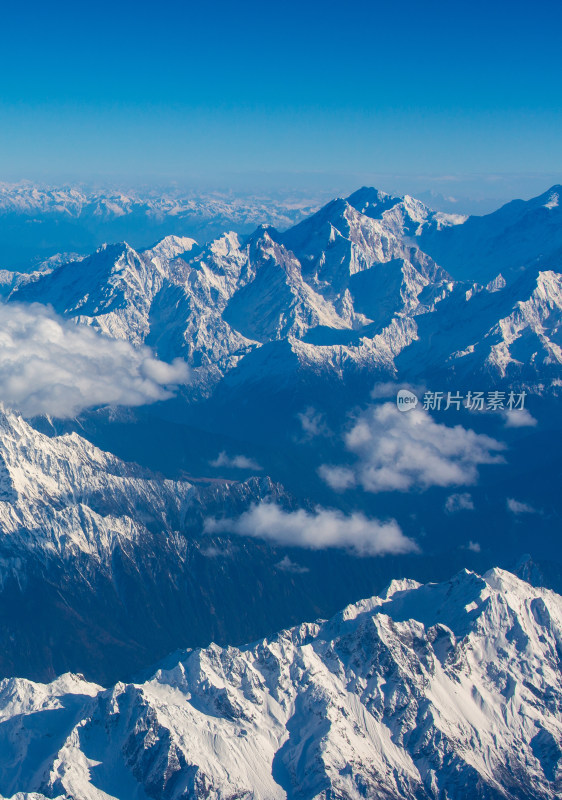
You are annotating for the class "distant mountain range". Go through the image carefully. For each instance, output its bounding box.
[0,183,323,270]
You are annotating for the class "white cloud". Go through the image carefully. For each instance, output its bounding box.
[445,492,475,513]
[200,543,237,558]
[0,302,190,418]
[204,501,418,557]
[503,409,538,428]
[275,555,309,574]
[318,464,356,491]
[209,451,262,470]
[507,498,537,515]
[321,403,505,494]
[297,407,329,438]
[371,381,425,400]
[466,540,481,553]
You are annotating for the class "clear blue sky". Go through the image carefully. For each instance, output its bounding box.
[1,0,561,202]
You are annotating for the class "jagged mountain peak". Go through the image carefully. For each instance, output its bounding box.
[346,185,401,216]
[142,234,198,261]
[3,568,562,799]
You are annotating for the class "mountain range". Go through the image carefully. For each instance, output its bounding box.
[4,184,562,405]
[0,184,322,271]
[0,567,561,800]
[0,183,560,796]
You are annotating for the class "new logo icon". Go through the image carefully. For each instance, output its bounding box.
[396,389,418,412]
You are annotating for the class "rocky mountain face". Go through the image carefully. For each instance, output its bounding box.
[0,407,305,683]
[0,568,561,800]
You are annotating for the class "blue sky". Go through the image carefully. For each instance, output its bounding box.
[1,0,560,204]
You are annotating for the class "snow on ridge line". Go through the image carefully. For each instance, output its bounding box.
[2,184,562,407]
[1,567,562,799]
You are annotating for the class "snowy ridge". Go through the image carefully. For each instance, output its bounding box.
[0,568,562,798]
[0,184,319,229]
[418,184,562,284]
[0,408,281,576]
[4,185,561,396]
[0,409,196,564]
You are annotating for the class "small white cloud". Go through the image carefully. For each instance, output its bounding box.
[0,301,190,418]
[320,403,505,494]
[507,498,537,515]
[318,464,356,491]
[204,501,418,557]
[209,451,262,470]
[371,382,400,400]
[371,382,425,400]
[297,407,329,438]
[445,492,475,513]
[466,540,481,553]
[503,409,538,428]
[275,556,309,574]
[200,543,237,558]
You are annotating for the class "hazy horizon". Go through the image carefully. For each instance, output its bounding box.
[1,171,561,216]
[1,0,560,216]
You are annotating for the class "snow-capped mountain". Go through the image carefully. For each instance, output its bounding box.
[0,407,298,683]
[419,185,562,284]
[0,183,560,689]
[6,186,562,400]
[0,567,561,800]
[0,184,323,270]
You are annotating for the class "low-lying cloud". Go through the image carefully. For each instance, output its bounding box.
[275,555,310,574]
[320,403,505,493]
[503,409,538,428]
[209,451,262,470]
[445,492,475,513]
[204,500,418,557]
[0,302,190,418]
[507,498,537,515]
[297,407,330,439]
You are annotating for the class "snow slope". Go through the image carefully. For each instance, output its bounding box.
[0,408,293,683]
[0,568,561,799]
[419,185,562,284]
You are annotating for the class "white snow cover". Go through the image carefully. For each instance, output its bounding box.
[0,568,561,798]
[0,409,196,565]
[3,187,561,400]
